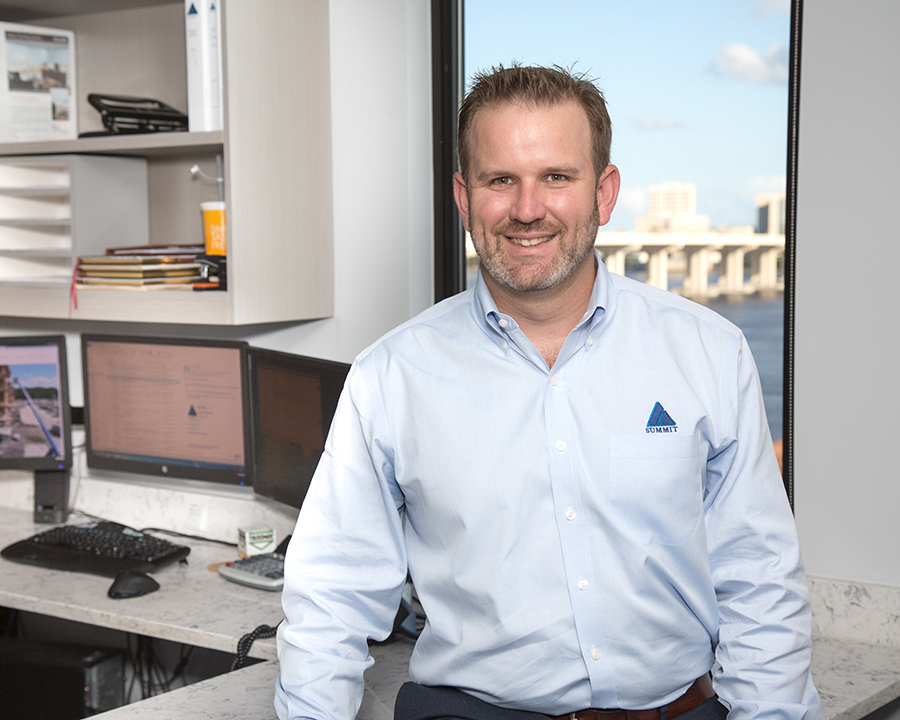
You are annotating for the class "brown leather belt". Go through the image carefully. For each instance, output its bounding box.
[550,675,715,720]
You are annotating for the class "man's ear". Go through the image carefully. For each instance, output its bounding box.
[453,172,470,231]
[596,164,620,227]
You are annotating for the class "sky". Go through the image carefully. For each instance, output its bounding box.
[464,0,791,231]
[7,364,58,390]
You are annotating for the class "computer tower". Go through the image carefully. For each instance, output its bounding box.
[0,638,125,719]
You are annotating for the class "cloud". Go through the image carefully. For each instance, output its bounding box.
[634,115,686,131]
[748,174,786,194]
[18,376,58,391]
[710,43,789,84]
[753,0,791,16]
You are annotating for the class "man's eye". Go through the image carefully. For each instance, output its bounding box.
[491,177,512,185]
[547,174,568,182]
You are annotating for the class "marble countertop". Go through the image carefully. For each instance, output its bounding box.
[4,508,899,720]
[0,508,283,659]
[811,634,900,720]
[90,641,412,720]
[88,632,900,720]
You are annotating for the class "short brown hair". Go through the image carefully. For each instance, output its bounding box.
[457,64,612,182]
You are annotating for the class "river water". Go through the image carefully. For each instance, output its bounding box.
[697,293,784,442]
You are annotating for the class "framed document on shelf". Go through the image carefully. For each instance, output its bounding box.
[0,22,77,143]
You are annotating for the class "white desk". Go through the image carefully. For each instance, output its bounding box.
[3,507,900,720]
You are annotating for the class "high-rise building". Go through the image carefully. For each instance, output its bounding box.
[648,181,696,216]
[756,192,786,235]
[635,181,710,233]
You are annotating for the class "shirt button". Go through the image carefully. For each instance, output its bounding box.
[502,340,508,349]
[498,318,508,328]
[550,375,559,386]
[591,647,601,660]
[555,440,566,452]
[578,578,588,591]
[565,508,576,521]
[586,337,594,346]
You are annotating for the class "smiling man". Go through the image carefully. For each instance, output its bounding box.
[275,65,820,720]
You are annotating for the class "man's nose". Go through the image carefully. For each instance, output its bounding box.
[509,181,547,224]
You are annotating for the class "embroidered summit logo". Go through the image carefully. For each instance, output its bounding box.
[646,402,677,433]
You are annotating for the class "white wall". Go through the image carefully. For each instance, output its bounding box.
[0,0,434,406]
[794,0,900,587]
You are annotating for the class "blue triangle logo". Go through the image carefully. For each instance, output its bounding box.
[188,405,197,417]
[647,402,676,428]
[187,3,198,15]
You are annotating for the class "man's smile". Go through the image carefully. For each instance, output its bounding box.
[505,234,554,247]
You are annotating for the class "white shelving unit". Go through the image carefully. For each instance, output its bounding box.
[0,154,149,284]
[0,0,333,326]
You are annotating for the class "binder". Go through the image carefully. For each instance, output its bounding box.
[184,1,224,132]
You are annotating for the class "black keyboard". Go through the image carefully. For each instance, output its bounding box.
[1,521,191,578]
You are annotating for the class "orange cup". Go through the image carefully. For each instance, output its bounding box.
[201,201,226,255]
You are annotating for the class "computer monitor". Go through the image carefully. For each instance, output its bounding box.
[0,335,72,472]
[248,347,350,510]
[81,334,252,487]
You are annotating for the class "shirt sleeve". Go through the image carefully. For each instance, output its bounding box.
[275,361,408,720]
[704,334,821,720]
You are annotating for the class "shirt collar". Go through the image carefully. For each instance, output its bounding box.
[473,249,612,334]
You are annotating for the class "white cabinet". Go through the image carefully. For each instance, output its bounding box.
[0,0,333,326]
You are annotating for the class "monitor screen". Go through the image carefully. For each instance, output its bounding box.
[248,347,350,510]
[81,334,252,487]
[0,335,72,472]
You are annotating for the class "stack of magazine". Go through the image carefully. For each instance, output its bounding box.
[76,245,204,288]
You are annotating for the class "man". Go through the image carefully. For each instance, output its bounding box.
[275,65,820,720]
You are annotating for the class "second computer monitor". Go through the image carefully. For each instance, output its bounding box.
[81,334,253,487]
[248,347,350,511]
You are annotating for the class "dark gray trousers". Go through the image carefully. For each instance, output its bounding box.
[394,683,729,720]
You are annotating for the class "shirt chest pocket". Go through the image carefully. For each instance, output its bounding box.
[608,433,702,546]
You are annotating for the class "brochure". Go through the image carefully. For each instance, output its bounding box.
[0,21,77,143]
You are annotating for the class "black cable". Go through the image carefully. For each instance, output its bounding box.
[231,622,281,671]
[168,644,194,686]
[125,635,139,702]
[1,608,18,638]
[67,509,235,548]
[139,527,234,548]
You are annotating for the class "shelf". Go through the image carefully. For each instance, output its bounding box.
[0,249,72,257]
[0,219,70,227]
[0,131,223,159]
[0,280,231,323]
[0,186,70,197]
[0,277,69,284]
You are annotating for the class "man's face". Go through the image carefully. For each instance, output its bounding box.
[454,100,618,296]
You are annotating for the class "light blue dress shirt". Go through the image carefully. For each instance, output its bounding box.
[275,253,821,720]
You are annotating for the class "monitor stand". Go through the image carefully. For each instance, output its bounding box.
[34,469,70,524]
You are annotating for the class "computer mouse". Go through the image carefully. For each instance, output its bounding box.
[108,570,160,599]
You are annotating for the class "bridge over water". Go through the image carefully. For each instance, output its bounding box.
[594,230,785,298]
